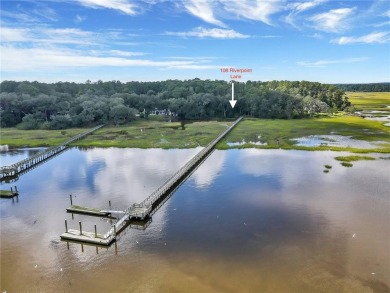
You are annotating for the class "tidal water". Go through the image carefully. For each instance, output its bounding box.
[0,147,389,293]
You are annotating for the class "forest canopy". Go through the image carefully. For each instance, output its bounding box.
[333,83,390,92]
[0,79,351,129]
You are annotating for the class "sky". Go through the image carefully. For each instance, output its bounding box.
[0,0,389,83]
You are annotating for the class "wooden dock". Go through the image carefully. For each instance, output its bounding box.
[66,205,111,217]
[61,116,243,246]
[0,125,103,182]
[61,229,115,246]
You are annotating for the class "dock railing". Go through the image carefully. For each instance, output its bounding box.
[0,125,103,180]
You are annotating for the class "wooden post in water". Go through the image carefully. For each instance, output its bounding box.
[11,187,13,193]
[65,219,68,233]
[14,186,18,193]
[70,194,73,205]
[109,200,112,211]
[113,225,117,237]
[94,225,97,238]
[79,221,82,235]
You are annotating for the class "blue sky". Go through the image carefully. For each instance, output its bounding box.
[1,0,389,83]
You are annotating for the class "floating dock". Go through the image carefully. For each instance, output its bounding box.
[66,205,111,217]
[61,116,243,246]
[61,229,115,246]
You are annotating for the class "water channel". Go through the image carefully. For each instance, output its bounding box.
[1,147,389,292]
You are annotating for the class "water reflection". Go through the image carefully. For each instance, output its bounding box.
[0,148,389,292]
[0,148,46,167]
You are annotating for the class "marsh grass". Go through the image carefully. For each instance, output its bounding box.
[75,120,232,149]
[347,92,390,112]
[334,156,376,162]
[0,128,88,148]
[341,162,353,167]
[219,115,390,153]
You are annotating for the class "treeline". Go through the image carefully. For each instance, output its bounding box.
[334,83,390,92]
[0,79,350,129]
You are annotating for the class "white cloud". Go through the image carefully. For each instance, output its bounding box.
[108,50,147,57]
[285,0,325,28]
[166,27,249,39]
[308,33,323,39]
[74,14,87,23]
[288,0,326,13]
[373,21,390,27]
[1,4,58,22]
[0,26,97,45]
[0,27,30,42]
[310,7,355,32]
[184,0,225,27]
[385,10,390,17]
[0,45,221,72]
[332,31,390,44]
[75,0,138,15]
[297,57,369,68]
[0,10,40,22]
[221,0,284,25]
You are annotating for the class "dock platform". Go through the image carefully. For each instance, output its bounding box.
[66,205,111,217]
[60,229,115,246]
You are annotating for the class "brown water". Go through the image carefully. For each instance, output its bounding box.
[1,148,389,293]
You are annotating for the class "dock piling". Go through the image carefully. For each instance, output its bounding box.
[11,187,13,193]
[65,219,68,233]
[109,200,112,211]
[14,186,18,193]
[70,194,73,205]
[79,221,82,235]
[94,225,97,238]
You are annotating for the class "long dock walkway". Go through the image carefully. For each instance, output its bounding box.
[61,117,243,245]
[0,125,103,181]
